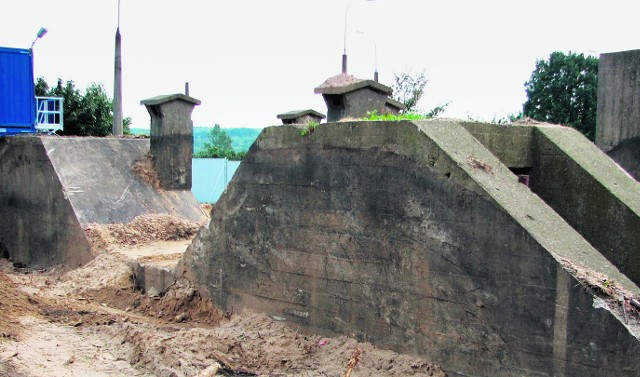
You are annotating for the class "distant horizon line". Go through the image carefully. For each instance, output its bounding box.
[130,125,266,130]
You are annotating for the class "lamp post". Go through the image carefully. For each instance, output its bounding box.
[342,0,375,74]
[356,30,378,82]
[30,27,48,50]
[113,0,123,136]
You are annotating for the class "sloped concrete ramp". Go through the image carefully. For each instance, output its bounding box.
[464,122,640,286]
[0,136,203,268]
[180,120,640,376]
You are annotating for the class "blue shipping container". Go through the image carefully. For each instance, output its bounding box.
[0,47,36,131]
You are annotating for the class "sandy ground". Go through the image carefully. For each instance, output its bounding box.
[0,215,447,377]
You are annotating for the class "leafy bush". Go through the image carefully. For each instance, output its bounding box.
[300,122,319,136]
[35,77,131,136]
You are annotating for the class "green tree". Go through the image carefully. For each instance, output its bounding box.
[523,52,598,140]
[193,124,245,160]
[392,70,428,113]
[392,70,448,117]
[35,77,131,136]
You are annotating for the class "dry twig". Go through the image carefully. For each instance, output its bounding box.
[343,347,362,377]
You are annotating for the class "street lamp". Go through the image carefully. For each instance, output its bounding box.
[356,30,378,82]
[30,27,48,50]
[342,0,375,74]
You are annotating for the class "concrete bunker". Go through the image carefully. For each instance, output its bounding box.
[464,121,640,287]
[179,119,640,376]
[0,93,204,268]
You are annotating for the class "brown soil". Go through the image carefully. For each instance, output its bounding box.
[132,152,162,189]
[0,273,41,340]
[0,215,448,377]
[84,214,200,248]
[87,279,225,326]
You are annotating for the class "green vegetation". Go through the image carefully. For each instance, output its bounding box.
[392,70,448,117]
[523,51,598,140]
[192,125,246,160]
[193,127,260,153]
[466,112,524,126]
[130,126,262,157]
[35,77,131,136]
[361,110,445,121]
[393,70,427,113]
[300,122,319,136]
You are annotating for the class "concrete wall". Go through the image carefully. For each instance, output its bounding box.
[596,49,640,180]
[0,136,203,267]
[532,126,640,285]
[180,121,640,377]
[461,122,534,168]
[0,137,92,268]
[464,122,640,287]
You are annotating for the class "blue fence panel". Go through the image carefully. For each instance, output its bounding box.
[191,158,242,203]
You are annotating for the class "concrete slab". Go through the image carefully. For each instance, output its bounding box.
[118,239,190,296]
[40,137,203,224]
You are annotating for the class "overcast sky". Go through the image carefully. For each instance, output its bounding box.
[2,0,639,128]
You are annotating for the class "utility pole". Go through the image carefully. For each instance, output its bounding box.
[112,0,123,136]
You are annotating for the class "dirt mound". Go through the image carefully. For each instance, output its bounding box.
[0,273,41,340]
[0,209,450,376]
[95,311,446,377]
[87,279,224,326]
[85,214,200,249]
[511,116,554,126]
[132,152,162,189]
[1,257,449,376]
[55,253,133,294]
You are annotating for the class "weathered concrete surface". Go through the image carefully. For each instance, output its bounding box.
[596,49,640,180]
[0,137,91,268]
[180,121,640,377]
[142,94,200,190]
[40,137,203,224]
[132,261,177,296]
[0,136,203,267]
[464,122,640,287]
[314,74,403,122]
[607,136,640,180]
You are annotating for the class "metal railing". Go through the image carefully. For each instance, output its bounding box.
[35,96,63,132]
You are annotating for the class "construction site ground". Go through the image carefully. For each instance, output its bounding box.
[0,214,446,377]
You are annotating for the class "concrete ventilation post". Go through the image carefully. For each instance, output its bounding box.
[276,109,326,125]
[141,94,201,190]
[314,74,405,121]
